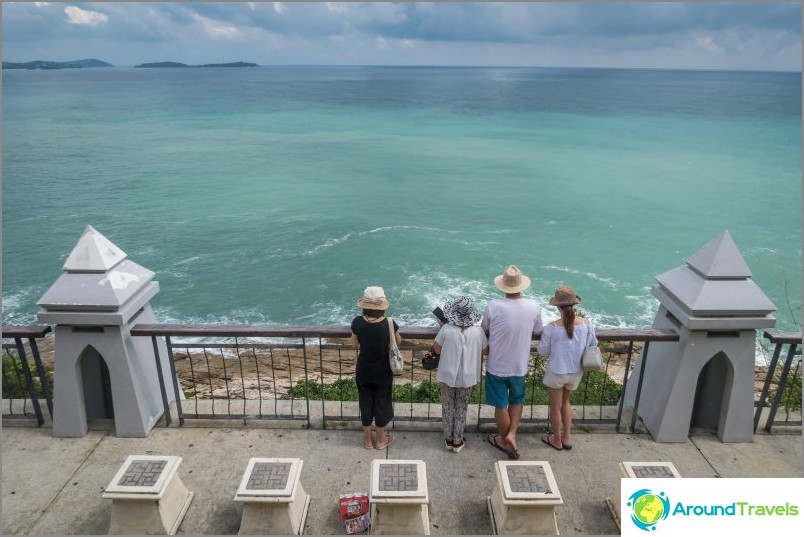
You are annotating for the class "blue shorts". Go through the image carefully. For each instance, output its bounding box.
[485,373,527,408]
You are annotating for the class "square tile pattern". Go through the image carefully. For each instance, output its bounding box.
[117,459,168,487]
[630,465,677,479]
[505,465,553,494]
[379,463,419,492]
[246,462,292,491]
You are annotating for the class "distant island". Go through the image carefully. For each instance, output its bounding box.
[135,61,258,68]
[2,59,113,70]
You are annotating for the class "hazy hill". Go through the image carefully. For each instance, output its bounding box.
[2,59,113,70]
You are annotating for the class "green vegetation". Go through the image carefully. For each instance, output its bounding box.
[767,373,803,412]
[284,354,623,405]
[1,351,53,399]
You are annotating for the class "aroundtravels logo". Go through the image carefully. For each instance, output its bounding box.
[627,489,671,531]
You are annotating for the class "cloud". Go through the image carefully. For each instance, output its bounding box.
[34,2,50,7]
[326,3,348,14]
[191,12,241,40]
[376,35,388,49]
[695,35,724,54]
[273,3,285,15]
[64,5,108,27]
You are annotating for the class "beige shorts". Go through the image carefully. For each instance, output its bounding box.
[542,369,584,391]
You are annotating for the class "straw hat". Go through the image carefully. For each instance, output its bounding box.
[549,286,582,307]
[494,265,531,294]
[443,295,481,327]
[356,286,390,310]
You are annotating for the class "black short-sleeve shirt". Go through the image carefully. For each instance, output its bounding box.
[351,316,399,383]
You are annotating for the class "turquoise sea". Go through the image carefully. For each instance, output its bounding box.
[2,67,801,333]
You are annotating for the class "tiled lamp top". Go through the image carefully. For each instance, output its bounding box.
[104,455,180,495]
[236,458,302,498]
[621,462,682,479]
[371,460,428,499]
[498,461,562,501]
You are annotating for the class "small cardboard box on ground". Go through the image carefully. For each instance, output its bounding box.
[340,492,370,534]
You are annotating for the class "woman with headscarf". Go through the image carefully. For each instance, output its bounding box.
[433,295,488,453]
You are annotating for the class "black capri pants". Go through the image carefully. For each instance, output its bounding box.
[357,380,394,427]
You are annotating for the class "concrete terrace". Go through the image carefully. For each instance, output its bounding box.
[2,424,801,535]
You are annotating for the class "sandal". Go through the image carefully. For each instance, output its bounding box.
[487,434,517,459]
[364,441,374,450]
[375,434,395,450]
[541,434,563,451]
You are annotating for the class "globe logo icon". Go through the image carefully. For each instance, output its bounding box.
[627,489,670,531]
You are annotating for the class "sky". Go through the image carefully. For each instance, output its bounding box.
[1,2,802,71]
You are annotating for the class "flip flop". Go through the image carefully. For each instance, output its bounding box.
[562,444,573,451]
[375,434,395,450]
[364,442,374,450]
[488,434,518,459]
[541,434,563,451]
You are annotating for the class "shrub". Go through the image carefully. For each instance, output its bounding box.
[1,351,53,400]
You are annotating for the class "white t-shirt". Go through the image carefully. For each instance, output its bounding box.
[537,319,597,375]
[434,324,488,388]
[481,297,544,377]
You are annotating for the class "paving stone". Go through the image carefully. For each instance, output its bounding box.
[246,462,292,491]
[117,460,167,487]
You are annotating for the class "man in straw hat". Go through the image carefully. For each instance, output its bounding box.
[481,265,543,459]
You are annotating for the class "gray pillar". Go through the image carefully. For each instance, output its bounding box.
[37,225,173,438]
[623,231,776,443]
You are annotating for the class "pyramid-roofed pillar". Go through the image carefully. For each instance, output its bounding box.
[37,226,173,438]
[623,231,776,442]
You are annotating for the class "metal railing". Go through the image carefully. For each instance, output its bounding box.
[1,325,53,426]
[130,324,679,433]
[754,331,802,433]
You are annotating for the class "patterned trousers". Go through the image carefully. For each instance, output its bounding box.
[439,383,473,442]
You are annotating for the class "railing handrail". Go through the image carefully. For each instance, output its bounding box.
[763,331,802,345]
[130,323,680,342]
[1,325,52,338]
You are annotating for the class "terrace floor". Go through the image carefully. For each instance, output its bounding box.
[2,421,802,535]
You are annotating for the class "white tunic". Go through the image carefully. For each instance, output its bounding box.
[434,324,488,388]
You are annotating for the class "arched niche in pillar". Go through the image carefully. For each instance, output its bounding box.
[78,345,115,420]
[691,351,734,434]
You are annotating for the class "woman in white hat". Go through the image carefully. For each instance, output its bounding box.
[350,286,402,450]
[537,286,598,451]
[432,296,488,453]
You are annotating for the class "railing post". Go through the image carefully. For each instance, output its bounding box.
[28,336,53,419]
[615,341,635,433]
[754,342,783,433]
[151,336,172,427]
[14,337,44,426]
[302,337,310,429]
[630,341,650,434]
[165,336,184,426]
[764,343,798,433]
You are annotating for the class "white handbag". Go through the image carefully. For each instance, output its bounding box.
[387,317,404,375]
[582,319,603,372]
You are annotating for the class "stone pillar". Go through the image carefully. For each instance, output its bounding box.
[37,226,173,438]
[623,231,776,442]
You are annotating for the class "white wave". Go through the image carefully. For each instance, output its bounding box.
[303,226,513,256]
[174,256,203,266]
[541,265,621,289]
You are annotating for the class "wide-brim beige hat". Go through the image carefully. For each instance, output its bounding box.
[494,265,531,294]
[549,285,582,306]
[356,286,390,310]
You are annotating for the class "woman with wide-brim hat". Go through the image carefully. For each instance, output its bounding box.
[536,286,598,451]
[350,286,402,450]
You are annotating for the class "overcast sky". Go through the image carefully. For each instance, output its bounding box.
[2,2,801,71]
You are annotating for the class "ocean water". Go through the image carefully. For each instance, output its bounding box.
[2,66,801,336]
